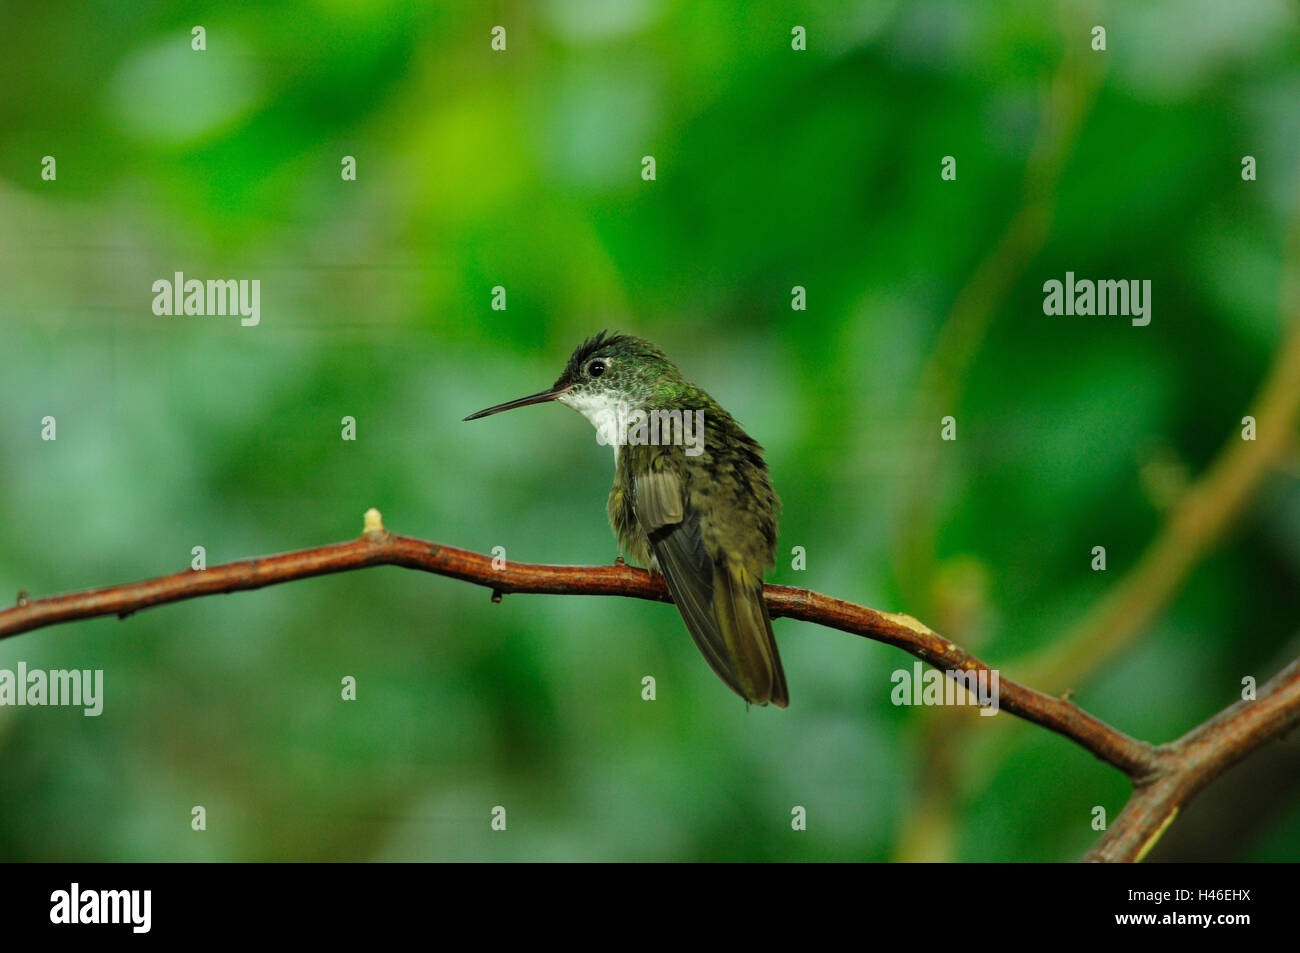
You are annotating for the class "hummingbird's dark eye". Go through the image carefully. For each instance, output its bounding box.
[587,360,607,378]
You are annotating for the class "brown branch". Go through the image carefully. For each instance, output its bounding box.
[1084,657,1300,862]
[1,510,1296,860]
[0,513,1153,776]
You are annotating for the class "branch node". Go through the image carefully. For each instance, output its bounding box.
[15,590,28,606]
[883,611,933,636]
[490,590,503,604]
[362,507,386,538]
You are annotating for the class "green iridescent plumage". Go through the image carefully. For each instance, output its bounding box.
[465,332,788,708]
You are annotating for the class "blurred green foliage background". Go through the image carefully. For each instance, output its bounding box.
[1,0,1298,861]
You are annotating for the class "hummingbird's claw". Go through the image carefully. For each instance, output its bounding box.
[613,555,626,566]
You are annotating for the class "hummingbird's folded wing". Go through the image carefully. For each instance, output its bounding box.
[635,469,786,707]
[634,470,743,700]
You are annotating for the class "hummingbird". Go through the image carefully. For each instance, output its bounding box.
[464,332,788,708]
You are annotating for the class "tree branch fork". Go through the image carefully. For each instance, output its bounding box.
[1,509,1296,862]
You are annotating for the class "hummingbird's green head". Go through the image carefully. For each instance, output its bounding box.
[463,331,681,424]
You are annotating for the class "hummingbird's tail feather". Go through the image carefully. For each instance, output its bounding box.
[713,562,788,708]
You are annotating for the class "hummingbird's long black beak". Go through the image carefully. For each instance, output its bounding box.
[463,386,569,421]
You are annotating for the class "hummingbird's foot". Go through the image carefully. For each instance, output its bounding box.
[613,555,626,566]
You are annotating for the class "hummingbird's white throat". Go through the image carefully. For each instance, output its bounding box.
[558,391,705,457]
[557,388,624,429]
